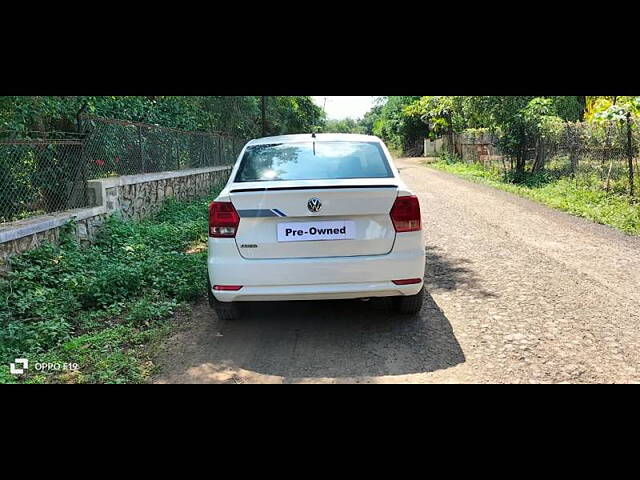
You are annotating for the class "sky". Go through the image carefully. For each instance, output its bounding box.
[311,96,378,120]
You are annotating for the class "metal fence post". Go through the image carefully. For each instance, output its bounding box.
[174,136,179,170]
[201,135,206,167]
[80,137,89,207]
[627,112,635,198]
[138,125,145,173]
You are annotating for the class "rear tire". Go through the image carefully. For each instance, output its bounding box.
[393,287,425,315]
[208,278,240,321]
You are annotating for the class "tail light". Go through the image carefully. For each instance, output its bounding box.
[213,285,243,291]
[390,195,421,232]
[209,201,240,238]
[393,278,423,285]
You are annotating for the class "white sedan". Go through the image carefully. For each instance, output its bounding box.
[207,133,425,320]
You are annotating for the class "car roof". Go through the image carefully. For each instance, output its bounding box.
[246,133,382,146]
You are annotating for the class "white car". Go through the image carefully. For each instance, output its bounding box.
[207,133,425,320]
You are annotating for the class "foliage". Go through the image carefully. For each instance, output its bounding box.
[521,98,565,141]
[0,96,325,139]
[260,96,325,136]
[585,96,640,121]
[403,96,468,140]
[0,186,222,384]
[463,96,535,168]
[438,151,464,165]
[550,96,585,122]
[319,100,386,136]
[402,96,589,177]
[370,96,615,164]
[359,102,384,135]
[592,97,640,123]
[370,96,424,154]
[0,96,325,223]
[321,118,366,134]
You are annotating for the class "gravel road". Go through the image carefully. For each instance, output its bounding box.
[153,157,640,384]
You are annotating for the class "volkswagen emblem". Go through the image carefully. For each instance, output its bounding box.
[307,198,322,213]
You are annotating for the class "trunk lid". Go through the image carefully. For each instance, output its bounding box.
[230,180,398,259]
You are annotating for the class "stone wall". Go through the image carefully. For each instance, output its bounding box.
[88,166,231,221]
[1,166,231,270]
[424,138,446,156]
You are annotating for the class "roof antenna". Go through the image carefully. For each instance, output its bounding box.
[311,133,316,139]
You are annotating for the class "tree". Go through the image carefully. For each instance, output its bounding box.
[321,118,365,134]
[592,97,640,197]
[360,104,383,135]
[371,96,424,154]
[0,96,324,139]
[393,96,574,177]
[403,96,472,154]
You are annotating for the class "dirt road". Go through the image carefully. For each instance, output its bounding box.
[154,157,640,384]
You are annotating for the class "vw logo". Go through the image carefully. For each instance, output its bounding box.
[307,198,322,213]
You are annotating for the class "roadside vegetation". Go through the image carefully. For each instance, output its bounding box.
[347,96,640,233]
[320,118,368,135]
[1,96,326,224]
[0,187,221,384]
[430,153,640,235]
[0,96,325,139]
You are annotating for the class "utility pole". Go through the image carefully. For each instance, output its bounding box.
[261,96,267,137]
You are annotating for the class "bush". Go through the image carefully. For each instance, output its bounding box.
[503,170,554,188]
[438,151,463,165]
[0,185,222,383]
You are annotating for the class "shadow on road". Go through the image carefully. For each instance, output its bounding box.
[157,289,466,382]
[424,245,497,298]
[152,245,506,383]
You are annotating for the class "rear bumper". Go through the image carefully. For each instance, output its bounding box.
[212,281,423,302]
[208,232,425,302]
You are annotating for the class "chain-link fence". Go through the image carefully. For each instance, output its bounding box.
[0,117,245,223]
[79,115,243,178]
[549,120,639,196]
[0,134,88,222]
[451,119,640,196]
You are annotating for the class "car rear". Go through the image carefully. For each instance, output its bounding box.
[207,134,425,318]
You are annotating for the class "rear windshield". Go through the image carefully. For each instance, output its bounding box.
[234,141,394,182]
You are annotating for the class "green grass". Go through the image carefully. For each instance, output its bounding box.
[428,160,640,236]
[0,186,222,384]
